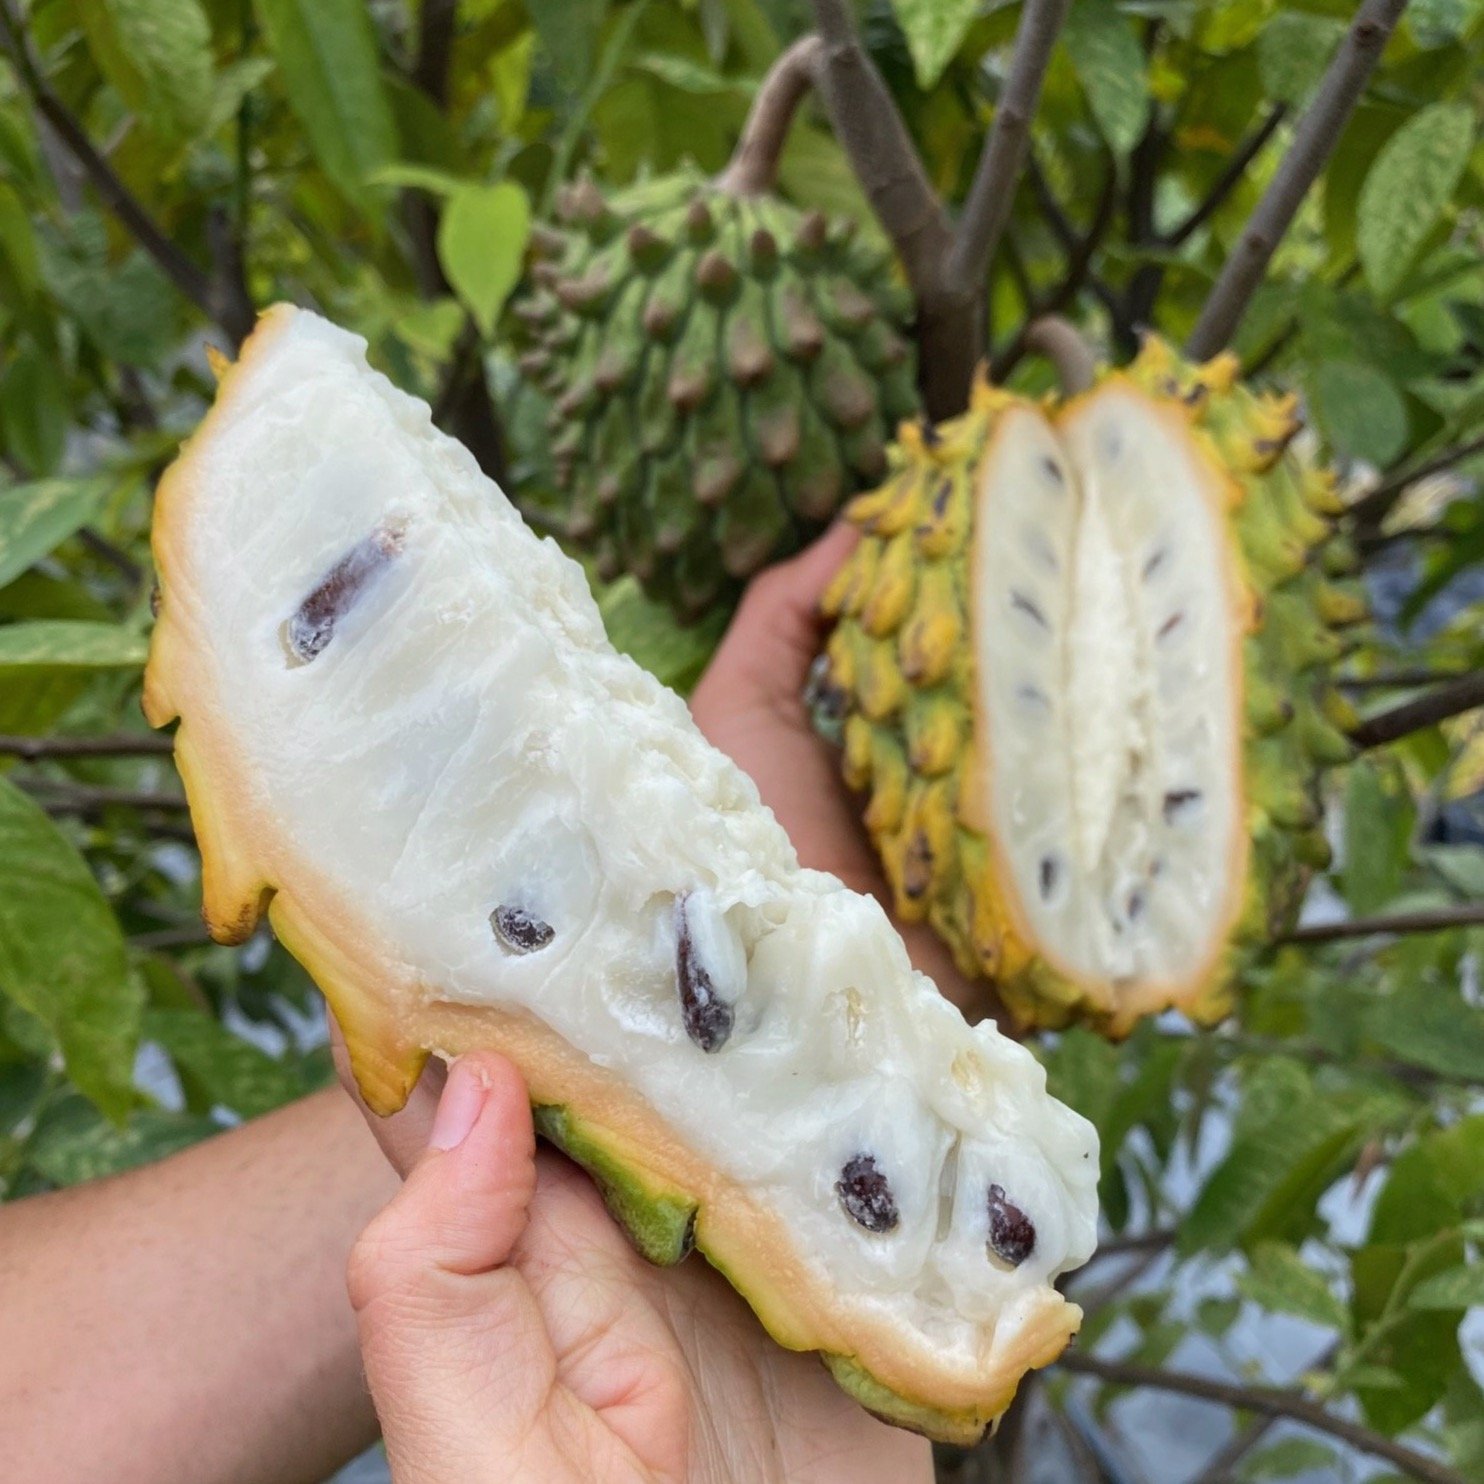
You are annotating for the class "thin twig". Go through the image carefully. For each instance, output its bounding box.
[1163,105,1288,248]
[716,36,824,197]
[949,0,1072,292]
[129,925,216,951]
[0,733,173,759]
[76,528,145,587]
[18,779,190,813]
[1338,669,1470,691]
[1081,1228,1178,1263]
[1282,903,1484,943]
[1059,1353,1467,1484]
[1348,670,1484,749]
[0,0,253,346]
[1022,153,1128,340]
[1347,431,1484,529]
[1187,0,1409,360]
[401,0,457,299]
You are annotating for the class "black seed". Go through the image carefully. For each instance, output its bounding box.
[490,905,554,954]
[1040,456,1064,486]
[284,525,403,664]
[1162,788,1202,824]
[1039,856,1059,900]
[1011,590,1050,630]
[1127,888,1146,922]
[675,899,734,1053]
[1157,609,1185,641]
[1017,682,1050,709]
[987,1183,1035,1266]
[837,1153,899,1233]
[1142,547,1168,582]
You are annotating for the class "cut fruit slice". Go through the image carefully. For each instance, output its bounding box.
[144,306,1099,1443]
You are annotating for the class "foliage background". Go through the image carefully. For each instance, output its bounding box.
[0,0,1481,1480]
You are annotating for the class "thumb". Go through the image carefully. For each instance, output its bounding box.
[348,1053,553,1479]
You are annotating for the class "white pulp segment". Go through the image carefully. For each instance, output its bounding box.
[975,389,1241,992]
[168,310,1097,1369]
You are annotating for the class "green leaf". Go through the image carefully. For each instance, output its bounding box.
[1358,102,1475,301]
[0,780,142,1118]
[43,243,182,367]
[437,181,531,337]
[1238,1242,1348,1329]
[1258,13,1347,105]
[365,163,469,198]
[79,0,216,140]
[1242,1438,1339,1480]
[0,476,115,592]
[0,621,148,676]
[1062,1,1149,154]
[630,53,753,95]
[25,1098,214,1186]
[891,0,978,90]
[144,1009,302,1119]
[531,0,608,92]
[1365,987,1484,1081]
[252,0,398,221]
[0,339,68,476]
[1409,1264,1484,1310]
[0,182,41,305]
[1340,760,1414,914]
[1370,1116,1484,1244]
[1308,359,1409,467]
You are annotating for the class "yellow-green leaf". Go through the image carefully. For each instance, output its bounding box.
[0,476,116,592]
[437,181,531,337]
[0,621,148,676]
[79,0,216,141]
[1063,1,1149,154]
[891,0,979,90]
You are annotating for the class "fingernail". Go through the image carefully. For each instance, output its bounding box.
[429,1059,486,1151]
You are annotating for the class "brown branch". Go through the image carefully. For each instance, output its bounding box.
[1186,0,1409,360]
[1163,105,1288,248]
[1348,670,1484,749]
[0,733,173,759]
[1022,153,1128,341]
[129,925,216,951]
[1059,1353,1468,1484]
[949,0,1071,293]
[716,36,825,197]
[1282,903,1484,943]
[76,528,144,588]
[1348,431,1484,529]
[433,321,507,484]
[0,0,252,346]
[411,0,456,108]
[19,780,190,812]
[1081,1228,1177,1263]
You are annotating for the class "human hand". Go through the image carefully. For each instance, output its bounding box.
[690,524,994,1022]
[346,1049,933,1484]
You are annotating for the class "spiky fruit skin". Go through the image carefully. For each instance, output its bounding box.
[819,339,1365,1035]
[518,170,918,619]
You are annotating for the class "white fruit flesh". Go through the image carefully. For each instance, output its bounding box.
[974,388,1244,997]
[146,308,1097,1408]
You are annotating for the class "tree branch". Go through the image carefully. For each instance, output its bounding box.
[0,0,254,346]
[1163,105,1288,248]
[411,0,456,108]
[1348,670,1484,749]
[1282,903,1484,943]
[1186,0,1409,361]
[1347,431,1484,529]
[949,0,1071,294]
[1339,669,1471,691]
[1021,315,1098,394]
[0,733,173,760]
[1022,153,1129,342]
[1059,1353,1468,1484]
[716,36,825,196]
[18,779,190,813]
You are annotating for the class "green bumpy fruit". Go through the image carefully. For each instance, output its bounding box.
[517,169,918,619]
[816,338,1366,1036]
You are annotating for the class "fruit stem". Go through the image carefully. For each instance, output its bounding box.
[1186,0,1409,360]
[1022,316,1097,395]
[716,36,826,197]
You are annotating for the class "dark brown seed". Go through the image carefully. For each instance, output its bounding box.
[1157,609,1185,641]
[837,1153,899,1233]
[1162,788,1202,824]
[1127,888,1146,922]
[1039,856,1059,900]
[1017,682,1050,709]
[987,1183,1035,1266]
[675,898,734,1053]
[1011,590,1050,630]
[1041,456,1064,485]
[283,525,403,664]
[1142,546,1168,582]
[490,905,555,954]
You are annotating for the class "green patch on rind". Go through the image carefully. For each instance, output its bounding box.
[533,1103,697,1266]
[823,1353,997,1447]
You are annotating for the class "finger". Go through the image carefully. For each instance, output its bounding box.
[349,1054,554,1476]
[329,1012,446,1178]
